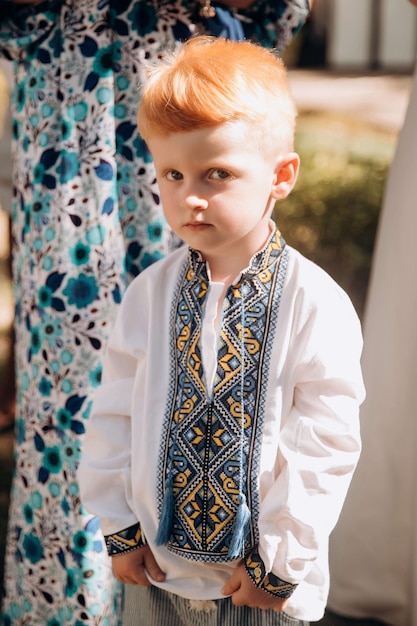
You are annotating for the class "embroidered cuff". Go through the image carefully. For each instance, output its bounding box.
[245,547,298,599]
[104,522,144,557]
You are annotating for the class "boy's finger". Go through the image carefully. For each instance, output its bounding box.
[131,564,153,586]
[221,577,240,596]
[143,551,166,582]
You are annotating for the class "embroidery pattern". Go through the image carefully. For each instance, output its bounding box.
[245,547,297,598]
[158,230,288,561]
[105,523,143,556]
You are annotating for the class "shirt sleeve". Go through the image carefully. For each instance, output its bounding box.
[105,522,145,556]
[239,0,310,51]
[250,277,365,588]
[245,547,297,598]
[78,278,147,537]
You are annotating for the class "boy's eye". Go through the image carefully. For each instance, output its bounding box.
[209,169,231,181]
[166,170,183,181]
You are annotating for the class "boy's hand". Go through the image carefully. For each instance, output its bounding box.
[111,545,166,586]
[221,562,289,612]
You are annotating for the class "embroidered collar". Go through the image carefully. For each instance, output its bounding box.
[156,223,288,562]
[187,224,285,284]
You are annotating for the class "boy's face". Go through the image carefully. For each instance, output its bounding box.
[147,121,298,272]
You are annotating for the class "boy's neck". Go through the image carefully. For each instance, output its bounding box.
[204,220,275,285]
[205,252,250,285]
[208,267,239,285]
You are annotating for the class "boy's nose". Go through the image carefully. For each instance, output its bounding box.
[184,193,209,211]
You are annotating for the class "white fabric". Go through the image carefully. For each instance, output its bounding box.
[327,59,417,626]
[78,244,364,622]
[201,280,225,394]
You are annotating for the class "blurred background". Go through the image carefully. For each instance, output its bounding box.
[0,0,416,618]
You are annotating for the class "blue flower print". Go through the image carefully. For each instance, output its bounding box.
[23,504,34,525]
[33,148,60,189]
[117,164,132,195]
[127,3,158,36]
[43,270,66,311]
[116,122,136,161]
[134,134,153,162]
[30,491,43,511]
[30,326,42,356]
[42,446,63,475]
[116,74,129,91]
[67,100,88,122]
[38,285,53,308]
[114,103,127,120]
[124,243,140,277]
[69,242,91,266]
[49,25,64,59]
[72,531,93,555]
[23,533,44,564]
[31,191,51,227]
[57,150,79,183]
[61,118,73,141]
[65,567,84,598]
[63,274,99,309]
[140,250,164,270]
[56,408,72,430]
[86,224,106,245]
[41,317,63,349]
[94,43,122,77]
[147,221,164,242]
[62,435,82,472]
[46,606,74,626]
[41,102,55,120]
[13,79,26,113]
[39,376,52,397]
[11,117,22,143]
[26,68,46,101]
[15,417,26,445]
[61,349,74,366]
[89,366,102,388]
[61,497,71,517]
[1,600,31,626]
[84,41,123,93]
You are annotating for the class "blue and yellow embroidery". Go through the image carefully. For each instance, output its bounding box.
[158,229,288,562]
[105,522,143,556]
[245,547,297,598]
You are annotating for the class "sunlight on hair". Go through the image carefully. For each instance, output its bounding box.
[138,36,297,154]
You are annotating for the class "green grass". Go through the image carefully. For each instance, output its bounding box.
[275,112,396,317]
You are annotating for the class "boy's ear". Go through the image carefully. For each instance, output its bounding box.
[271,153,300,200]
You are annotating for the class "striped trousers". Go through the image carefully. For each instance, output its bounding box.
[122,584,309,626]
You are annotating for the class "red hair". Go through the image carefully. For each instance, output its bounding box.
[138,36,296,153]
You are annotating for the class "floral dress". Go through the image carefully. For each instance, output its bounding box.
[0,1,308,624]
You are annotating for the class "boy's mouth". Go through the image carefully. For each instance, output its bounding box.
[185,221,211,229]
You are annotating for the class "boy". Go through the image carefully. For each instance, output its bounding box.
[78,36,364,625]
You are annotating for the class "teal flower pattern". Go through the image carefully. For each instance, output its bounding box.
[23,534,45,564]
[69,242,90,266]
[0,0,309,624]
[63,274,99,309]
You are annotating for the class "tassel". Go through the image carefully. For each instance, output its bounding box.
[228,494,251,559]
[155,476,175,546]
